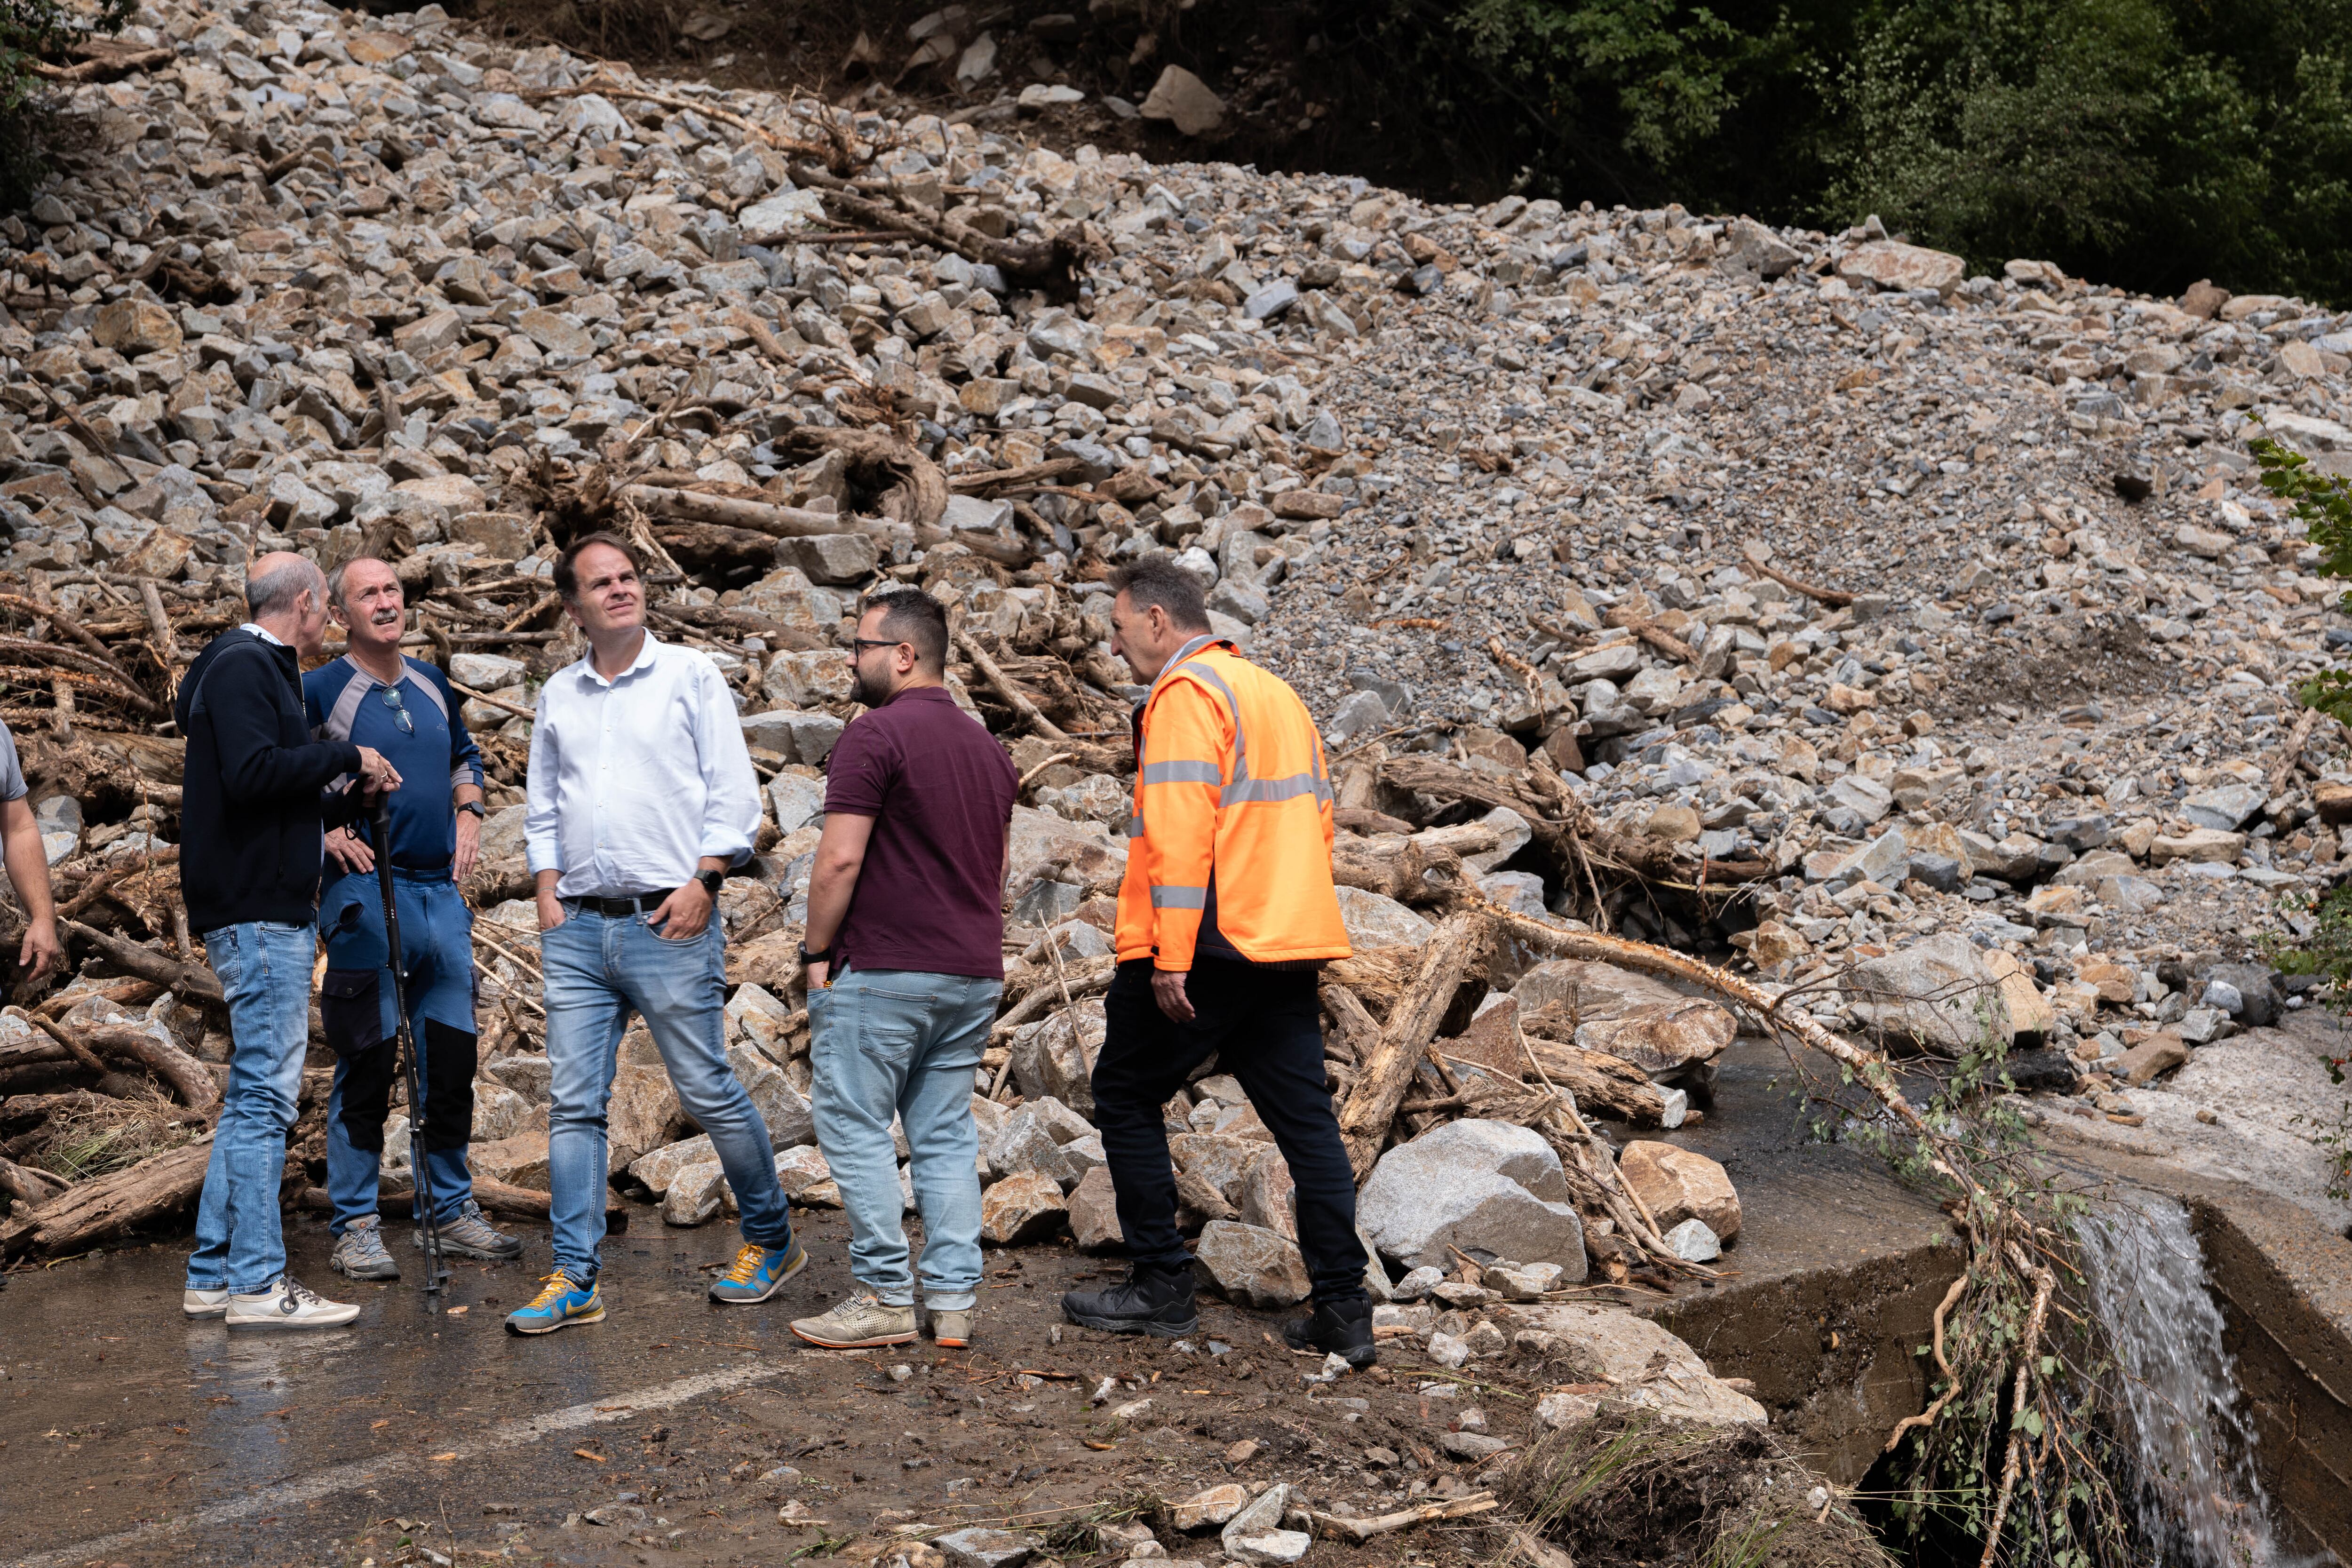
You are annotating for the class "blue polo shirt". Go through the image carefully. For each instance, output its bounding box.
[303,655,485,871]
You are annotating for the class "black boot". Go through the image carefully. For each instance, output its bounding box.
[1284,1295,1377,1368]
[1062,1263,1199,1337]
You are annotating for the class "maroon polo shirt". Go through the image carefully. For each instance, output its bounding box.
[823,686,1020,979]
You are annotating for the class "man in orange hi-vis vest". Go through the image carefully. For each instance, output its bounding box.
[1059,556,1374,1368]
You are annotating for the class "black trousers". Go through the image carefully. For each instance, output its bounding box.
[1092,958,1366,1303]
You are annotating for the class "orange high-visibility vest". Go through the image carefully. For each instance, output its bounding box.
[1115,636,1352,970]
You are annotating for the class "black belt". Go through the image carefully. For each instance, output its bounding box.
[566,889,678,918]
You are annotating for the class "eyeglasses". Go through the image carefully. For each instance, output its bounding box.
[379,685,414,736]
[841,636,905,657]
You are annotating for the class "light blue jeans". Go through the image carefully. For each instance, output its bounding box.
[809,966,1000,1310]
[540,908,794,1284]
[188,920,316,1295]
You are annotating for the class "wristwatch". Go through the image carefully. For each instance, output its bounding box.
[798,942,833,966]
[697,867,726,898]
[456,801,485,820]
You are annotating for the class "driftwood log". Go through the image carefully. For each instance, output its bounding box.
[0,1132,213,1257]
[1337,913,1487,1180]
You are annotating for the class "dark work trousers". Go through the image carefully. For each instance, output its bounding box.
[1092,957,1366,1304]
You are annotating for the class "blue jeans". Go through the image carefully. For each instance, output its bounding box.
[541,908,793,1283]
[326,1076,469,1233]
[809,966,999,1310]
[320,870,479,1234]
[188,920,316,1295]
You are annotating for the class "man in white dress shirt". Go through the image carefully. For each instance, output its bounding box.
[505,532,802,1336]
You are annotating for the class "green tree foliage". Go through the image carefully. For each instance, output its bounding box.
[1329,0,2352,304]
[0,0,135,198]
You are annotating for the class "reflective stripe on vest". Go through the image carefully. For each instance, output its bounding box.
[1151,884,1208,909]
[1164,653,1333,811]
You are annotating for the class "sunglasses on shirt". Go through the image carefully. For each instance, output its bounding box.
[379,684,413,736]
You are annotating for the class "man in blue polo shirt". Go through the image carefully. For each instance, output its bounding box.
[305,555,521,1279]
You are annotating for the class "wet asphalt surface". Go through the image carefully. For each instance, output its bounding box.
[0,1206,1478,1568]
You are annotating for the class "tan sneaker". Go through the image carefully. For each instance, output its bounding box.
[789,1291,917,1349]
[930,1307,973,1348]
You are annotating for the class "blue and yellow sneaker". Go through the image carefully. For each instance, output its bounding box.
[708,1239,806,1304]
[505,1270,604,1335]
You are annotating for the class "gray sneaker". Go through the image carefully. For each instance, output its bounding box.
[330,1217,399,1281]
[421,1198,524,1261]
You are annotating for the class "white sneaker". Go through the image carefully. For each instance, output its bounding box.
[183,1287,230,1319]
[225,1275,361,1329]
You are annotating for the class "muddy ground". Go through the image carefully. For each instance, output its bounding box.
[1,1207,1518,1568]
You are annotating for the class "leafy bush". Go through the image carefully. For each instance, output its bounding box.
[0,0,136,201]
[1318,0,2352,304]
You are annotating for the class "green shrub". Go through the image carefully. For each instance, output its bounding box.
[1328,0,2352,304]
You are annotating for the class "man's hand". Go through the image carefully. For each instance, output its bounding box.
[355,746,403,796]
[804,960,830,992]
[18,916,60,983]
[453,811,481,883]
[1152,967,1195,1023]
[325,826,376,874]
[536,886,567,931]
[649,877,715,940]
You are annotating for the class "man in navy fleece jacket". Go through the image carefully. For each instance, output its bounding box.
[175,552,400,1329]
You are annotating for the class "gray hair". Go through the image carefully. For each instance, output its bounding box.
[324,556,395,614]
[246,557,325,620]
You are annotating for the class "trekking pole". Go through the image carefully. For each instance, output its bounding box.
[371,797,448,1305]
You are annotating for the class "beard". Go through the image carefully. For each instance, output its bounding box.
[851,664,896,708]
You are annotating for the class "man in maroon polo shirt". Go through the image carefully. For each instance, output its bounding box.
[791,589,1020,1351]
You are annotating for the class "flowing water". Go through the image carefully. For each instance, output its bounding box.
[2075,1195,2287,1568]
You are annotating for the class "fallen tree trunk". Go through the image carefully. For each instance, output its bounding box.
[0,1132,213,1258]
[620,484,872,540]
[1338,912,1486,1180]
[83,1025,219,1112]
[1481,904,1928,1136]
[62,919,223,1003]
[784,163,1103,302]
[0,1153,69,1206]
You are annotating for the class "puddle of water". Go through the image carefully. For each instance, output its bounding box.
[2077,1194,2287,1568]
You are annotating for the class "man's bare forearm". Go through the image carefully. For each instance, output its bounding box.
[2,817,53,924]
[803,861,857,954]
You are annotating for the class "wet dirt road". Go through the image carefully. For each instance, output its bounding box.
[1,1208,1468,1568]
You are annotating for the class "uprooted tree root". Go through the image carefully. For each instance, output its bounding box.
[1497,1414,1896,1568]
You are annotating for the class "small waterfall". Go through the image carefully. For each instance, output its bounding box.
[2075,1195,2284,1568]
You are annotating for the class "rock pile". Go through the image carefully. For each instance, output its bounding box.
[3,0,2349,1271]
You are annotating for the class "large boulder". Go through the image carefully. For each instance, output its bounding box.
[1520,1302,1767,1429]
[629,1133,718,1194]
[1617,1141,1741,1241]
[980,1170,1068,1244]
[1359,1119,1586,1275]
[662,1160,728,1226]
[1514,959,1734,1082]
[728,1043,814,1149]
[986,1107,1079,1190]
[607,1062,685,1170]
[1841,932,2012,1054]
[1335,886,1434,949]
[1004,806,1128,913]
[1066,1165,1123,1250]
[470,1129,550,1189]
[1008,997,1106,1119]
[1170,1132,1280,1204]
[1836,240,1966,297]
[1192,1219,1310,1308]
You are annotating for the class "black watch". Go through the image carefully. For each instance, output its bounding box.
[798,942,833,966]
[457,801,486,820]
[697,868,726,898]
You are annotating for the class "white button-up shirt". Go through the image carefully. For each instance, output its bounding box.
[524,631,761,899]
